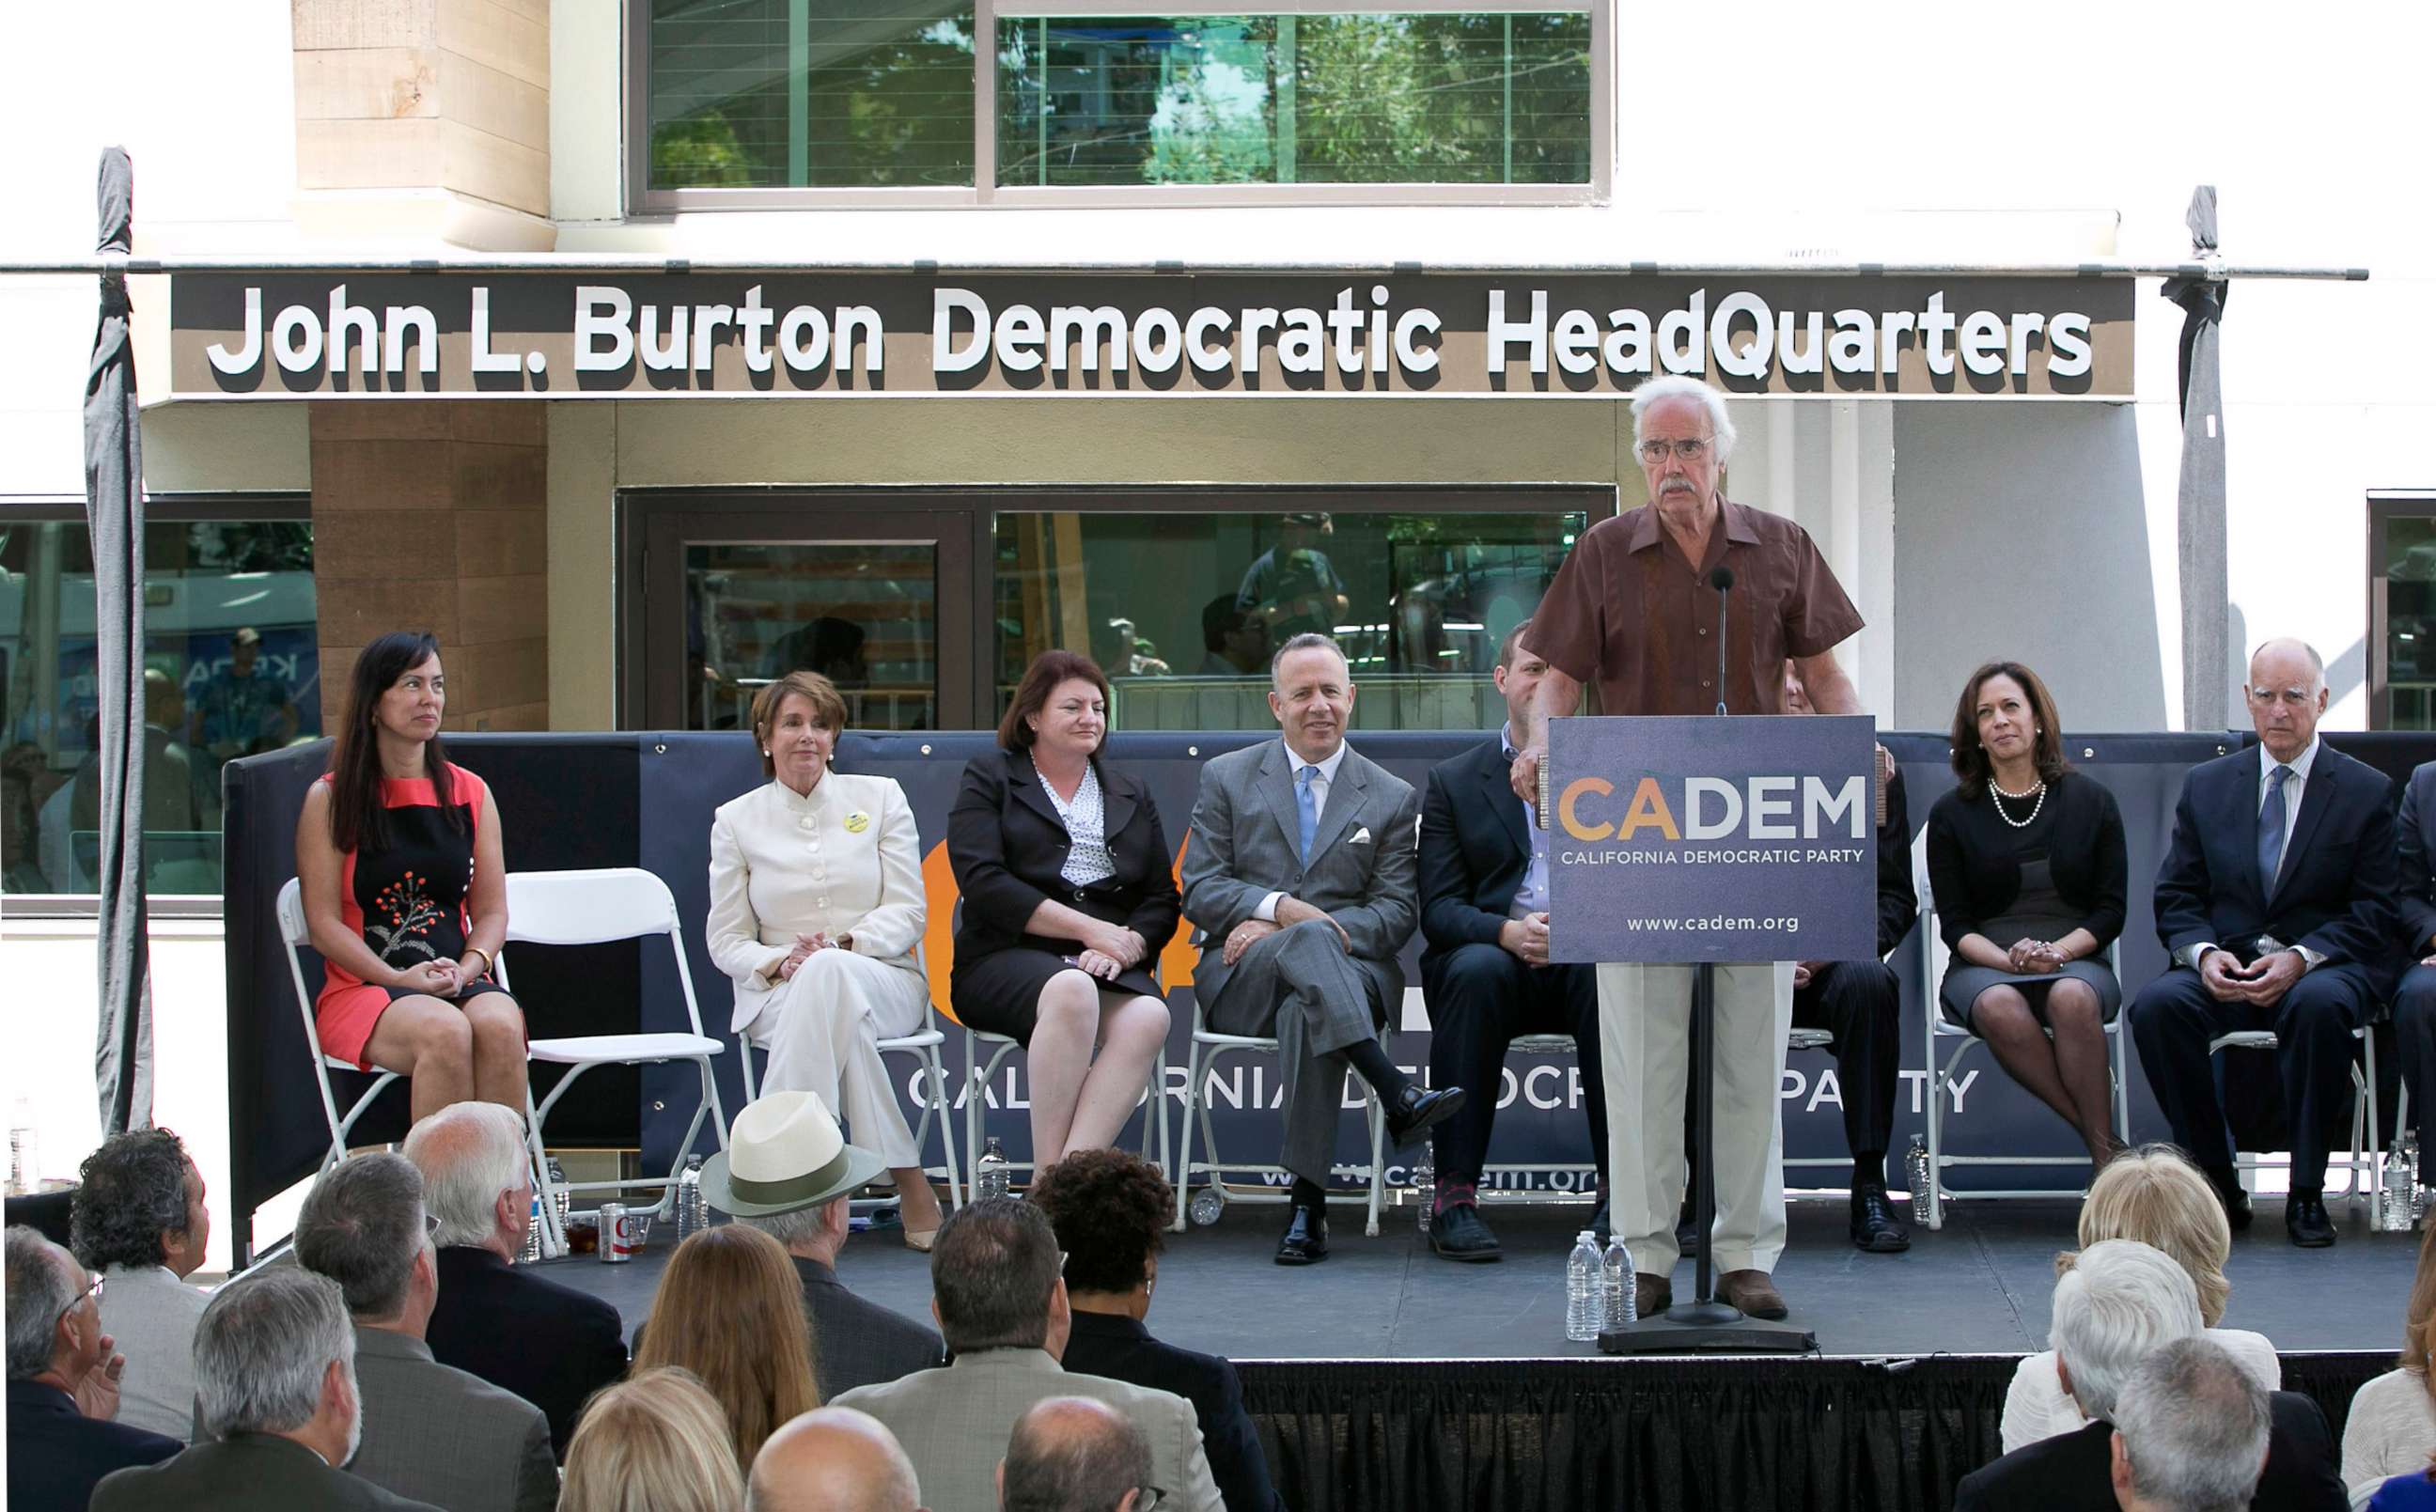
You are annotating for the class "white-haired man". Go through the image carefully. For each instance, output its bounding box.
[1953,1239,2342,1511]
[91,1266,441,1510]
[2109,1337,2272,1512]
[7,1224,179,1509]
[1508,373,1866,1321]
[404,1101,628,1458]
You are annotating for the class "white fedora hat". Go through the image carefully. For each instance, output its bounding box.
[699,1090,886,1219]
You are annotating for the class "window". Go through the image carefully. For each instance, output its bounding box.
[634,0,1607,206]
[2372,495,2436,728]
[0,504,318,899]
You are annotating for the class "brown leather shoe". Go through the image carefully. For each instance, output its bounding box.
[1634,1271,1673,1319]
[1718,1269,1788,1319]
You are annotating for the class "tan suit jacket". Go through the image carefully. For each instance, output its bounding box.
[833,1348,1224,1512]
[707,773,927,1034]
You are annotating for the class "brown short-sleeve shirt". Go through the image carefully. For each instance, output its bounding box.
[1529,498,1863,717]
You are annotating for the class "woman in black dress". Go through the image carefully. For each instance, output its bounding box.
[949,650,1181,1167]
[1926,660,2129,1167]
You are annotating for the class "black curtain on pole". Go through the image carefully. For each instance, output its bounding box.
[84,146,153,1135]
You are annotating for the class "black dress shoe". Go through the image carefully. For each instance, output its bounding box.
[1675,1196,1700,1254]
[1590,1197,1612,1246]
[1275,1203,1329,1265]
[1429,1202,1503,1262]
[1849,1186,1912,1254]
[1383,1084,1466,1149]
[2287,1193,2336,1248]
[2217,1182,2255,1232]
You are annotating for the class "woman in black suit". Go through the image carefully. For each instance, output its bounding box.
[949,650,1181,1165]
[1926,660,2130,1169]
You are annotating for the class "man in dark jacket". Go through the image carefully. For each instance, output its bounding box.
[7,1225,179,1512]
[1030,1150,1286,1512]
[404,1101,628,1457]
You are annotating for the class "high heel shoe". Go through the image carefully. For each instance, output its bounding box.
[902,1226,938,1254]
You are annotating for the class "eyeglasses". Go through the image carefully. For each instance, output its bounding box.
[57,1271,104,1327]
[1134,1489,1169,1510]
[1637,436,1716,464]
[423,1213,442,1240]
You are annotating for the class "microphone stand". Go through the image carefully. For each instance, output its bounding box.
[1600,564,1815,1354]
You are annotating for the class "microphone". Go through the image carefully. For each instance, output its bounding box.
[1708,567,1733,716]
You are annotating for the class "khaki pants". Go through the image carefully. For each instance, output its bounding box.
[1596,960,1793,1276]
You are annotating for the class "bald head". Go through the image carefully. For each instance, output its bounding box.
[999,1396,1149,1512]
[748,1407,922,1512]
[2245,637,2328,763]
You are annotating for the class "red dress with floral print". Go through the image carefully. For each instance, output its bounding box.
[311,765,507,1068]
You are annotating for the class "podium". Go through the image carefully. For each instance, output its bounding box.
[1538,713,1881,1354]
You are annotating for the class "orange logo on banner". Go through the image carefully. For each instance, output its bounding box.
[917,832,1197,1026]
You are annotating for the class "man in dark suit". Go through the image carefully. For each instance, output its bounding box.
[1032,1149,1284,1512]
[1952,1242,2341,1512]
[1416,620,1607,1262]
[92,1267,441,1512]
[702,1091,945,1400]
[7,1225,179,1512]
[2128,638,2401,1247]
[2385,759,2436,1146]
[404,1100,628,1458]
[1181,632,1461,1265]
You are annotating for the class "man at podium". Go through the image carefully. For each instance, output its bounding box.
[1509,375,1866,1322]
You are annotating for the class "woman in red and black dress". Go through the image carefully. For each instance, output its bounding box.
[297,631,524,1121]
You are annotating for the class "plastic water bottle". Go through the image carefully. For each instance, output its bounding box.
[1565,1230,1604,1342]
[2414,1135,2429,1227]
[2385,1135,2420,1232]
[7,1099,35,1196]
[547,1158,570,1234]
[674,1154,708,1242]
[976,1138,1011,1200]
[1412,1147,1434,1235]
[521,1192,543,1263]
[1602,1233,1633,1328]
[1905,1137,1935,1226]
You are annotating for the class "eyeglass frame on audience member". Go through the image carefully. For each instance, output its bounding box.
[1637,436,1717,463]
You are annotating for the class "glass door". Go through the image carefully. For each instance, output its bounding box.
[629,496,981,730]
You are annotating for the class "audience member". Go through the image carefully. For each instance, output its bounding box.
[403,1099,628,1457]
[2370,1460,2436,1511]
[1414,621,1607,1261]
[90,1266,439,1511]
[294,1153,554,1512]
[947,651,1180,1167]
[748,1405,925,1512]
[2002,1146,2280,1451]
[1954,1239,2342,1511]
[1030,1149,1283,1512]
[833,1197,1222,1512]
[632,1223,823,1470]
[70,1126,214,1441]
[2130,637,2400,1248]
[559,1367,744,1512]
[8,1224,179,1510]
[1197,595,1270,678]
[702,1092,945,1400]
[2109,1337,2272,1512]
[708,669,943,1246]
[2344,1220,2436,1494]
[1926,660,2130,1171]
[999,1396,1152,1512]
[1179,632,1454,1267]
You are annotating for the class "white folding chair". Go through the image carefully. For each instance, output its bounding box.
[737,996,967,1209]
[2209,1025,2402,1226]
[960,1026,1169,1195]
[1172,998,1389,1238]
[275,877,404,1174]
[1917,831,2134,1229]
[495,867,728,1255]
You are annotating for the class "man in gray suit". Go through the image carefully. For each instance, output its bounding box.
[92,1267,440,1511]
[704,1090,946,1399]
[1181,631,1461,1264]
[833,1198,1223,1512]
[294,1153,555,1512]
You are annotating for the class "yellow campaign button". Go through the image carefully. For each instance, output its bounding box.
[845,811,871,833]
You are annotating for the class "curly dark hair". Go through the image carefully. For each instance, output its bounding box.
[1026,1148,1171,1297]
[71,1128,195,1271]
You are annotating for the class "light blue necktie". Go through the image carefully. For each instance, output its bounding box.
[1296,764,1320,862]
[2257,764,2292,896]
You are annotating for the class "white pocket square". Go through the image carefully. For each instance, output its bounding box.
[1349,826,1372,846]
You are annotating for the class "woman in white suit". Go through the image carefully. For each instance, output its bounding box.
[708,670,945,1246]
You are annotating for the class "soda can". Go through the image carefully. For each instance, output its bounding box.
[601,1203,636,1263]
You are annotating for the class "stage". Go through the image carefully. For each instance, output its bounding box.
[552,1192,2404,1509]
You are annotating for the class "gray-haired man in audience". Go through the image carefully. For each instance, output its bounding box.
[999,1395,1155,1512]
[2108,1336,2272,1512]
[90,1266,440,1510]
[749,1404,928,1512]
[294,1152,554,1512]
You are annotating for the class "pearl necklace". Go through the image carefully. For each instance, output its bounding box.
[1990,777,2047,830]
